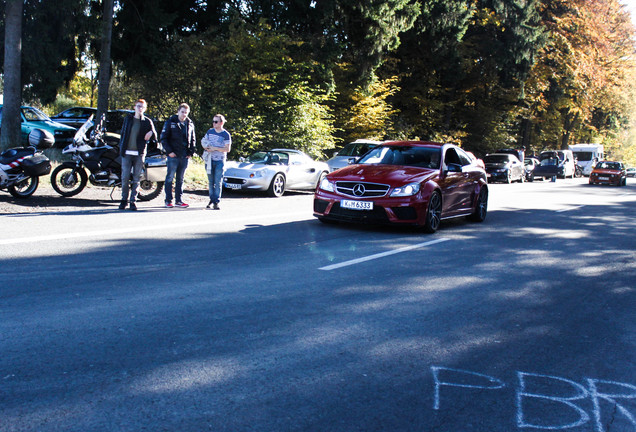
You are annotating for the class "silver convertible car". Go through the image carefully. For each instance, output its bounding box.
[223,149,330,197]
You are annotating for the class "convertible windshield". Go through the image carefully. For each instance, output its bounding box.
[247,151,289,165]
[484,155,510,164]
[357,146,441,168]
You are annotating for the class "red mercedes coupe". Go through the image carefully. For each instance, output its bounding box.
[313,141,488,233]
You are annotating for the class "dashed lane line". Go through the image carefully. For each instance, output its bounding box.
[319,238,451,271]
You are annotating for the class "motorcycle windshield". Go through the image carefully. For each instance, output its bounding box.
[74,115,94,143]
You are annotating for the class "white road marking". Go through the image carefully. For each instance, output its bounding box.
[556,205,585,213]
[0,211,309,246]
[319,238,451,271]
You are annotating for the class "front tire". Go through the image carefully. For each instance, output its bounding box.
[422,191,442,233]
[51,165,88,197]
[8,176,39,198]
[268,173,285,197]
[137,180,164,201]
[468,187,488,222]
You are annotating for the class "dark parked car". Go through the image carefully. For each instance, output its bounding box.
[50,107,97,129]
[0,105,77,148]
[51,107,161,134]
[314,141,488,233]
[483,153,525,183]
[589,161,627,186]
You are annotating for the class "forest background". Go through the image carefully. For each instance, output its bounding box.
[2,0,636,164]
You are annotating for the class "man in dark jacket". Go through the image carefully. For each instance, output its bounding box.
[119,99,157,210]
[160,103,196,208]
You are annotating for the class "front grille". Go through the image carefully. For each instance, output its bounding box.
[335,181,390,198]
[329,202,389,223]
[224,177,244,185]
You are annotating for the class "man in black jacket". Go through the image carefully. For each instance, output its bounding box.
[160,103,196,208]
[119,99,157,210]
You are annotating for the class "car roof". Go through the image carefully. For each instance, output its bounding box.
[379,140,446,147]
[270,148,304,154]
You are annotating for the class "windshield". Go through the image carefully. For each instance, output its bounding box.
[540,151,564,162]
[484,155,510,164]
[595,162,621,170]
[246,151,289,165]
[573,151,593,161]
[74,115,94,141]
[337,142,377,157]
[22,107,50,122]
[357,146,440,168]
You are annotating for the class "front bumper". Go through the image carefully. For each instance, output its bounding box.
[313,189,427,225]
[589,174,622,185]
[223,175,271,192]
[486,170,509,182]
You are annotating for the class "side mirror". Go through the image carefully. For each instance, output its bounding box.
[348,157,357,165]
[333,151,339,157]
[445,163,462,173]
[239,157,245,163]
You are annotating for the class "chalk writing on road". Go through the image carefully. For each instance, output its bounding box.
[432,366,636,431]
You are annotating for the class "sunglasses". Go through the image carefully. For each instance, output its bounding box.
[213,120,221,123]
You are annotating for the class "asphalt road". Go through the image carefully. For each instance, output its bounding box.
[1,178,635,432]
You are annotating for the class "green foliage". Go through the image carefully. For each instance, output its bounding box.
[0,0,90,104]
[5,0,635,163]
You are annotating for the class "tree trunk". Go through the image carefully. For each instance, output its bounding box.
[1,0,23,151]
[95,0,114,131]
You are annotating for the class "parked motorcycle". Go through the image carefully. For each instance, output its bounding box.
[50,116,166,201]
[0,129,53,198]
[574,163,583,178]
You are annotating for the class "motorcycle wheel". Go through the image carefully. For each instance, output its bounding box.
[8,176,39,198]
[51,165,88,197]
[137,180,164,201]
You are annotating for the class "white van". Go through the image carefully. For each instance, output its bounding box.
[568,143,604,175]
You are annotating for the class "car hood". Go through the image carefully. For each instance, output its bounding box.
[328,164,437,184]
[225,161,281,171]
[485,162,509,168]
[592,169,622,175]
[26,119,76,131]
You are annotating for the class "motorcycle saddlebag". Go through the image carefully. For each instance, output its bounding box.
[21,154,52,176]
[143,155,167,182]
[28,129,55,149]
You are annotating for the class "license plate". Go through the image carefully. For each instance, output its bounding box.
[599,177,609,181]
[225,183,242,190]
[341,200,373,210]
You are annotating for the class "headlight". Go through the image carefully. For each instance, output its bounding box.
[390,183,420,197]
[320,177,335,192]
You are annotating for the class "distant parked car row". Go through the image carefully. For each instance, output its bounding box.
[51,106,162,138]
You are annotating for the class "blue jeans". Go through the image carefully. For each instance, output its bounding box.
[207,159,225,204]
[121,154,144,203]
[165,156,189,204]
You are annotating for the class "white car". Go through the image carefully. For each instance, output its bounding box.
[223,149,329,197]
[326,139,382,172]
